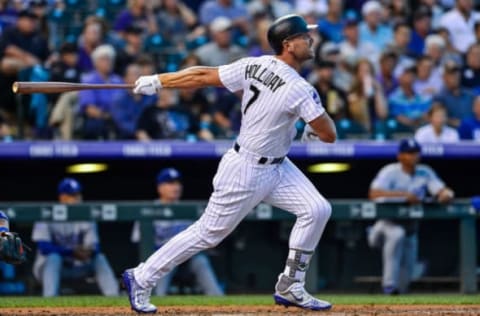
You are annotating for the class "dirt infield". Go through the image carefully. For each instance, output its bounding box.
[2,305,480,316]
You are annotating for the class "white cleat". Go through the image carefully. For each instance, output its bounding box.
[273,281,332,311]
[122,269,157,314]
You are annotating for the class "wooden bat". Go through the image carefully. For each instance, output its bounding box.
[12,81,135,94]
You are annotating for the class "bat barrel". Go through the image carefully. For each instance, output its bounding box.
[12,82,135,94]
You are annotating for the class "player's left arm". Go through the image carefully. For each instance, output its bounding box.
[307,113,337,143]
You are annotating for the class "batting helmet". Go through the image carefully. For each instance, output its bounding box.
[267,14,317,54]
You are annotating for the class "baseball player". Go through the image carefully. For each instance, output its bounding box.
[31,178,119,297]
[367,138,455,294]
[131,168,224,296]
[122,14,336,313]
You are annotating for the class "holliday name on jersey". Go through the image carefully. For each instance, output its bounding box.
[244,64,286,93]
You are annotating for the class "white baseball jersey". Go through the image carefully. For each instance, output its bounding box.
[219,55,325,157]
[133,56,332,290]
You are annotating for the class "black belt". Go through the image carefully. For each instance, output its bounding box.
[234,143,284,165]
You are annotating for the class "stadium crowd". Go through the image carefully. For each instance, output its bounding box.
[0,0,480,142]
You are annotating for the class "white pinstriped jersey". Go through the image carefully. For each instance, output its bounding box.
[219,55,325,157]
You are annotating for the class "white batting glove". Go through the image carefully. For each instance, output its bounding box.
[301,124,319,142]
[133,75,162,95]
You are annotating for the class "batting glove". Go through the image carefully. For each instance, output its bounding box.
[133,75,162,95]
[301,124,319,142]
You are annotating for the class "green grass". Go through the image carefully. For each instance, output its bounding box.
[1,294,479,308]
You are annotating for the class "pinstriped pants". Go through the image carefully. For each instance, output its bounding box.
[134,149,332,289]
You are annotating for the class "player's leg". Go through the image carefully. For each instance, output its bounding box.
[189,253,224,295]
[123,150,277,312]
[398,233,418,293]
[93,253,119,296]
[154,269,176,295]
[41,253,63,297]
[263,158,332,310]
[381,221,406,294]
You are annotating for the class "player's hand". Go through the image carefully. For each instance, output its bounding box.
[406,193,422,204]
[73,247,93,261]
[437,188,454,203]
[133,75,162,95]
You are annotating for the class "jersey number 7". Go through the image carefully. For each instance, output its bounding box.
[244,84,260,115]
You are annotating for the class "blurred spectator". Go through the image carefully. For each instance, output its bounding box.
[458,95,480,140]
[78,44,123,140]
[311,60,348,121]
[0,112,12,142]
[339,17,377,67]
[76,18,105,73]
[113,0,157,35]
[48,90,78,140]
[434,60,475,127]
[0,0,18,35]
[131,168,224,295]
[136,53,157,75]
[317,41,353,93]
[386,0,410,26]
[295,0,328,17]
[408,7,433,58]
[0,8,49,75]
[317,0,345,43]
[111,63,156,139]
[156,0,200,50]
[247,16,274,57]
[358,1,393,63]
[439,0,480,53]
[348,58,388,132]
[423,34,455,82]
[388,22,416,78]
[460,43,480,94]
[195,16,246,67]
[414,101,459,142]
[199,0,249,35]
[419,0,445,30]
[435,26,463,65]
[48,42,81,100]
[212,91,241,139]
[32,178,119,297]
[136,89,191,141]
[368,138,455,294]
[377,50,399,97]
[388,65,431,130]
[114,25,144,76]
[413,55,443,100]
[29,0,49,41]
[247,0,292,21]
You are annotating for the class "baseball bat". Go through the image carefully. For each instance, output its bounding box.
[12,81,135,94]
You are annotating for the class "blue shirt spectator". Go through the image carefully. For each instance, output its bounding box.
[388,67,432,127]
[317,0,345,43]
[458,96,480,141]
[78,45,123,140]
[358,1,393,56]
[434,61,475,127]
[199,0,249,34]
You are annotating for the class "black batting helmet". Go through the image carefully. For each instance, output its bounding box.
[267,14,317,54]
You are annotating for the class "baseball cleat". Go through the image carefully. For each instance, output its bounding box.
[122,269,157,314]
[273,282,332,311]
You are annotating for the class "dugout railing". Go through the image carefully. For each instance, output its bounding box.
[1,199,477,294]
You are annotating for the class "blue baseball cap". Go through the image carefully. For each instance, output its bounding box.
[398,138,421,153]
[58,178,82,195]
[156,168,182,184]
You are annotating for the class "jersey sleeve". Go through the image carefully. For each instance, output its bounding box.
[370,165,394,190]
[31,222,52,242]
[287,82,325,122]
[218,58,248,92]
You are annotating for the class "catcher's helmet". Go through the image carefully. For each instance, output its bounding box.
[267,14,317,54]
